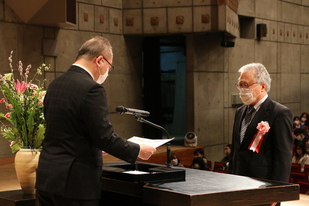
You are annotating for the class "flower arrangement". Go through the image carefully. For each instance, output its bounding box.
[0,51,49,153]
[248,121,270,153]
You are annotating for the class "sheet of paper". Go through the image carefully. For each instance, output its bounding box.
[128,136,174,148]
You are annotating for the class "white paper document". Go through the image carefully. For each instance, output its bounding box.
[128,136,174,148]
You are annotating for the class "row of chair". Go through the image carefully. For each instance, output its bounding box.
[289,163,309,194]
[206,161,228,173]
[291,163,309,173]
[186,161,228,173]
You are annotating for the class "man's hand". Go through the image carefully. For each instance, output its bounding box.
[138,144,156,160]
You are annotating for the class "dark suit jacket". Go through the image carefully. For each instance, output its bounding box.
[36,66,140,199]
[229,97,293,182]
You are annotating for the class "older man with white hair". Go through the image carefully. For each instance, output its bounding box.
[229,63,293,206]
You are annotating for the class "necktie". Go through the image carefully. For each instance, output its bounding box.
[240,106,255,143]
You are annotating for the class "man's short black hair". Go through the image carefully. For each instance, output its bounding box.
[293,128,305,135]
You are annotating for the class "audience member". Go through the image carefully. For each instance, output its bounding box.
[300,112,309,130]
[170,153,184,167]
[292,142,309,172]
[293,128,309,145]
[293,116,302,130]
[193,148,208,170]
[221,144,232,171]
[293,128,307,145]
[191,157,207,170]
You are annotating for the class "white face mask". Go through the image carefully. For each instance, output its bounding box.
[96,67,108,84]
[239,88,256,105]
[296,135,303,141]
[171,159,178,166]
[301,117,307,122]
[294,120,300,125]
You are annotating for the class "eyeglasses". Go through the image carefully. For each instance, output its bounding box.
[235,82,259,89]
[103,56,114,71]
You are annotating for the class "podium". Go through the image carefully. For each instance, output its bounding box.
[0,165,300,206]
[101,162,299,206]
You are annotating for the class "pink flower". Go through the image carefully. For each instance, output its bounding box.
[256,121,270,135]
[0,98,5,103]
[6,104,12,109]
[5,113,10,118]
[15,79,29,94]
[10,141,15,148]
[29,83,38,90]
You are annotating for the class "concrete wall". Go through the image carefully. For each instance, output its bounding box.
[0,0,308,163]
[0,0,144,158]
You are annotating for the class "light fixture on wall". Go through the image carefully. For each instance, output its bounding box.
[221,32,235,47]
[184,132,197,147]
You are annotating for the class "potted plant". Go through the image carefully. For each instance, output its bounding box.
[0,51,49,194]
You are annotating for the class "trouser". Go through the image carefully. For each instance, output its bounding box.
[37,190,99,206]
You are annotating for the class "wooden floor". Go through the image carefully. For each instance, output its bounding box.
[1,145,309,206]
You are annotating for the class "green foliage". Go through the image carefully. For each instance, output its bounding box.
[0,51,49,153]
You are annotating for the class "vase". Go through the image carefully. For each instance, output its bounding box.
[14,148,41,194]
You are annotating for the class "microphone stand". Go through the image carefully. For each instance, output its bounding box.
[135,115,172,168]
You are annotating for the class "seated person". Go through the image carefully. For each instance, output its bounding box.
[221,144,232,171]
[191,157,207,170]
[170,153,184,167]
[292,142,309,172]
[300,112,309,130]
[193,148,208,170]
[293,116,301,130]
[293,128,309,145]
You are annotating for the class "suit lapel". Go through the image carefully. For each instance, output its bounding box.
[241,97,272,147]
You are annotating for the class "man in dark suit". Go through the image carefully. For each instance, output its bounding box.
[229,63,293,206]
[35,36,156,206]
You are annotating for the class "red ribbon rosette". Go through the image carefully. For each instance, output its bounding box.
[248,121,270,153]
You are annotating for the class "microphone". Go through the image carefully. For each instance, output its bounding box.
[116,106,150,117]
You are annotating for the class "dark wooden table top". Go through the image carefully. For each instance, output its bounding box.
[102,161,300,206]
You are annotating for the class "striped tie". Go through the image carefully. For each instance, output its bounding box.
[240,106,255,143]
